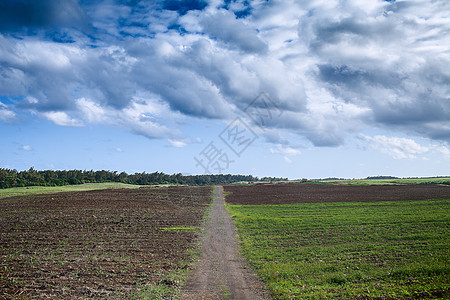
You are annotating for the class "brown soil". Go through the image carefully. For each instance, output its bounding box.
[0,186,211,299]
[224,183,450,205]
[181,186,271,300]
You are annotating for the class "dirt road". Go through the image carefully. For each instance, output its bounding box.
[181,186,270,300]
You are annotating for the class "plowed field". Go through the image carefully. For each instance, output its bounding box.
[0,186,212,299]
[224,183,450,205]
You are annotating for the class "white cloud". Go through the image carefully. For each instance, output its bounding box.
[168,139,187,148]
[199,9,268,53]
[168,137,202,148]
[76,97,106,123]
[116,101,175,139]
[42,111,83,127]
[0,0,449,148]
[364,135,429,159]
[22,145,32,151]
[270,144,301,163]
[16,39,74,70]
[297,0,450,143]
[75,96,176,140]
[0,101,17,123]
[270,144,301,156]
[431,144,450,159]
[434,145,450,156]
[284,156,293,164]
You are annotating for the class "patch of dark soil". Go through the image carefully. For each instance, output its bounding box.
[0,186,212,299]
[224,183,450,205]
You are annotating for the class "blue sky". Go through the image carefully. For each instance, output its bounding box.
[0,0,449,179]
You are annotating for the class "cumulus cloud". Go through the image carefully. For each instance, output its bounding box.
[363,135,429,159]
[199,9,268,53]
[299,0,450,142]
[41,111,83,127]
[75,96,176,139]
[0,101,17,123]
[0,0,449,149]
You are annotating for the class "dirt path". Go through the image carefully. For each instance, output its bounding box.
[181,186,271,300]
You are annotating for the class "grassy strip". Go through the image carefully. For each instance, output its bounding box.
[318,177,450,185]
[227,199,450,299]
[0,182,141,198]
[161,226,198,232]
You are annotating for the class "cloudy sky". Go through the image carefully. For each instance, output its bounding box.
[1,0,449,179]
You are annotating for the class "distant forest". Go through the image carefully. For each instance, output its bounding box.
[0,168,287,189]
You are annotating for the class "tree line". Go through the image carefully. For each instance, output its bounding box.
[0,167,287,189]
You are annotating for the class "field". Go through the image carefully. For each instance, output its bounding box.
[224,183,450,205]
[317,178,450,186]
[0,186,212,299]
[0,182,141,199]
[224,183,450,299]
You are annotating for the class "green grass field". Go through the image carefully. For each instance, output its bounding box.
[0,182,140,198]
[227,199,450,299]
[318,177,450,186]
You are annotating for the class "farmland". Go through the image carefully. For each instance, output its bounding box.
[317,177,450,186]
[0,186,212,299]
[224,183,450,299]
[0,182,141,199]
[224,183,450,205]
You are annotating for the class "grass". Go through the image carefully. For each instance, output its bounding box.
[226,199,450,299]
[161,226,198,232]
[318,177,450,186]
[130,272,184,300]
[0,182,141,198]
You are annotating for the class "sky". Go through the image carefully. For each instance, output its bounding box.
[0,0,449,179]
